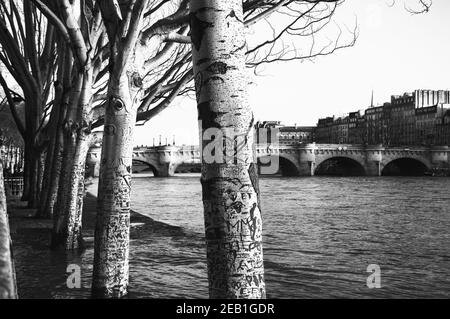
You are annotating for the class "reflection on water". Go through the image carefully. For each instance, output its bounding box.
[13,174,450,298]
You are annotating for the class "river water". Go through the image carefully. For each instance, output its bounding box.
[13,174,450,298]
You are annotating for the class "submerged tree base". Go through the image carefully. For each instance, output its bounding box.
[91,286,129,299]
[50,232,85,251]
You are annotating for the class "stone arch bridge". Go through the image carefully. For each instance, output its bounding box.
[86,144,450,177]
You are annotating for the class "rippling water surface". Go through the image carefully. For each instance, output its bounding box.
[14,175,450,298]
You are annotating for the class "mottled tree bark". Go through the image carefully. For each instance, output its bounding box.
[0,162,18,299]
[44,130,64,218]
[92,75,137,298]
[26,148,39,208]
[23,128,40,208]
[51,68,83,250]
[21,151,30,202]
[61,133,90,250]
[38,74,66,219]
[190,0,266,298]
[63,68,93,250]
[43,135,63,218]
[52,132,90,251]
[36,151,45,202]
[92,0,148,298]
[37,131,57,218]
[51,64,93,250]
[37,66,64,218]
[51,119,78,249]
[49,0,102,250]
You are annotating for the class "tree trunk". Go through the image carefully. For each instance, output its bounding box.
[51,136,89,251]
[51,127,77,249]
[92,74,137,298]
[62,69,93,250]
[51,72,82,249]
[37,97,61,218]
[37,139,56,217]
[0,162,18,299]
[44,130,63,219]
[27,150,39,209]
[51,68,92,250]
[41,45,72,219]
[61,134,89,250]
[23,94,42,209]
[190,0,266,298]
[21,141,31,201]
[36,151,45,202]
[37,120,61,219]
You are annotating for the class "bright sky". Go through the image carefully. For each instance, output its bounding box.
[133,0,450,146]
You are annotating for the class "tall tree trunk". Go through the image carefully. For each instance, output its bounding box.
[51,127,77,249]
[44,128,64,218]
[36,151,45,202]
[27,149,39,209]
[41,45,72,219]
[0,162,18,299]
[24,93,42,209]
[51,62,94,250]
[51,72,83,249]
[190,0,266,298]
[37,99,61,218]
[60,134,90,250]
[21,140,31,201]
[61,69,93,250]
[92,74,137,298]
[37,137,56,216]
[51,134,90,251]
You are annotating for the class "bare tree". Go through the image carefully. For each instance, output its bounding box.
[92,0,151,298]
[89,0,356,298]
[190,0,266,299]
[42,0,105,249]
[0,0,356,297]
[0,0,57,208]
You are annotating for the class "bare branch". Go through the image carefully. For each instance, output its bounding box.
[30,0,70,44]
[405,0,432,14]
[0,71,26,138]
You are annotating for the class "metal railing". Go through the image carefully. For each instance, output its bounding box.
[0,146,24,176]
[3,177,24,200]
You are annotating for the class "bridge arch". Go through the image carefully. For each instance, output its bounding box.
[257,153,300,176]
[132,159,159,176]
[381,157,431,176]
[315,156,366,176]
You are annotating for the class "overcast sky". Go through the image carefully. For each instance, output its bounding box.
[133,0,450,146]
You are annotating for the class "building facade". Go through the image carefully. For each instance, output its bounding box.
[365,106,384,145]
[387,93,416,145]
[315,89,450,146]
[278,126,315,144]
[415,89,450,108]
[255,121,315,145]
[315,117,335,144]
